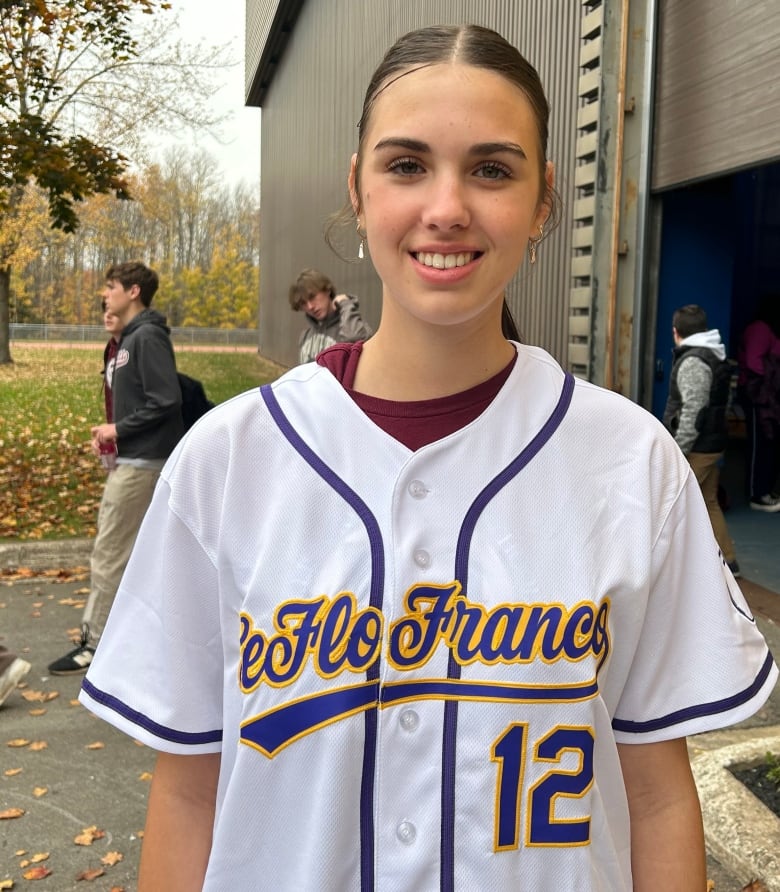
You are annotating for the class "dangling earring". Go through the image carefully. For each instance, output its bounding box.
[528,224,544,265]
[356,222,366,260]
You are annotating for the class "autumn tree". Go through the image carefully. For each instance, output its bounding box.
[0,0,229,363]
[13,151,260,328]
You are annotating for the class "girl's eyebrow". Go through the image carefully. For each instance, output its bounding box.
[372,137,527,160]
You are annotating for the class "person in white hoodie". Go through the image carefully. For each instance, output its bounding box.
[663,304,739,575]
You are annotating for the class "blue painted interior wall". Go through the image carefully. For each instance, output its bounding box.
[651,182,736,419]
[651,162,780,420]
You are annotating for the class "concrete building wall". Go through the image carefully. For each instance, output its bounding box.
[246,0,581,368]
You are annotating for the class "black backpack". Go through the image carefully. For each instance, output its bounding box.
[178,372,215,431]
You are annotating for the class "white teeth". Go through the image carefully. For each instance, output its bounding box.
[417,252,474,269]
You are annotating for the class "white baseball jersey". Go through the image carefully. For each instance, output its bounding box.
[81,344,777,891]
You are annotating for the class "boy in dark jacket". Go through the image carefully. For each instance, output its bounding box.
[49,261,183,674]
[663,304,739,576]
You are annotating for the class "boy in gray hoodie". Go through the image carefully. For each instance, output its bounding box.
[663,304,739,575]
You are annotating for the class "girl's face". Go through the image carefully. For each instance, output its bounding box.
[350,62,553,334]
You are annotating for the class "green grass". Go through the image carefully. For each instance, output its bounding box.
[0,346,286,541]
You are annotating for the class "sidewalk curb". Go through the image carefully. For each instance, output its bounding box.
[0,538,93,570]
[690,728,780,892]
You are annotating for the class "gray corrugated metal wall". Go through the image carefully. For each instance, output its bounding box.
[653,0,780,190]
[247,0,580,368]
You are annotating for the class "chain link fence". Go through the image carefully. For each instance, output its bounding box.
[10,323,258,348]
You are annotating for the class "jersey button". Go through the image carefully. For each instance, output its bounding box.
[396,821,417,845]
[408,479,429,499]
[399,709,419,732]
[413,549,431,569]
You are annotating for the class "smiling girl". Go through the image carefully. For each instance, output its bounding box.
[80,24,776,892]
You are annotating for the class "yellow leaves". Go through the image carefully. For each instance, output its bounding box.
[74,825,105,846]
[101,852,123,867]
[4,767,23,776]
[21,866,51,880]
[0,879,14,889]
[21,690,59,703]
[0,807,25,819]
[85,741,105,750]
[6,739,49,751]
[32,787,48,798]
[19,854,49,866]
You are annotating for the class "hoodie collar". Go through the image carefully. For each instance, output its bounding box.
[679,328,727,361]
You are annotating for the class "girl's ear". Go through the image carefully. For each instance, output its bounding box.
[534,160,555,231]
[348,153,361,215]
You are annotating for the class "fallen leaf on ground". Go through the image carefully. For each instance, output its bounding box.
[4,767,22,776]
[74,826,105,846]
[138,771,152,781]
[22,866,51,880]
[28,708,47,717]
[22,690,59,703]
[741,882,769,892]
[85,741,104,750]
[29,854,49,864]
[0,807,25,819]
[6,739,30,748]
[0,878,14,889]
[101,852,123,867]
[32,787,48,798]
[28,741,48,752]
[75,868,105,881]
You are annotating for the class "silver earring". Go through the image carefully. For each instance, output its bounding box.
[356,222,366,260]
[529,224,544,265]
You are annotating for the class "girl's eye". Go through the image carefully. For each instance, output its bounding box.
[387,156,424,176]
[474,162,512,180]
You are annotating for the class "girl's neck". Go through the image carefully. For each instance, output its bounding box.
[353,317,516,401]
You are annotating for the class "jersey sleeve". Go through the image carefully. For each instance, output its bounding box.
[611,466,777,743]
[79,474,225,754]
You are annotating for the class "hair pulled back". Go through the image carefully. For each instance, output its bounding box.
[328,24,559,340]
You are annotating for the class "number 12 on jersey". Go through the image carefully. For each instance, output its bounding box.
[491,723,595,850]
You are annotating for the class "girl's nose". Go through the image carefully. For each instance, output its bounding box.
[420,174,471,230]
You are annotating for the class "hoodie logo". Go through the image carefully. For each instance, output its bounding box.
[115,348,130,369]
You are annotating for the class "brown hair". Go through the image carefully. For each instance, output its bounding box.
[288,268,336,312]
[327,24,560,340]
[105,261,159,307]
[672,305,708,339]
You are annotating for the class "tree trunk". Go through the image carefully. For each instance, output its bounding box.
[0,266,13,365]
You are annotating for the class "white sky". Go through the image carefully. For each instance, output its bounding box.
[166,0,261,187]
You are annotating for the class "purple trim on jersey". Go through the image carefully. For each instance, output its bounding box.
[612,649,776,734]
[382,676,599,705]
[440,371,576,892]
[81,677,223,745]
[260,383,383,892]
[242,681,381,756]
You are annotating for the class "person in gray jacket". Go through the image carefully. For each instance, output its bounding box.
[663,304,739,576]
[49,261,183,675]
[289,268,373,363]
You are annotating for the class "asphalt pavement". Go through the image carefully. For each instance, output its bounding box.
[1,540,779,892]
